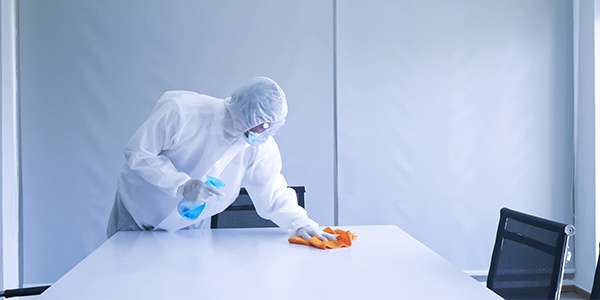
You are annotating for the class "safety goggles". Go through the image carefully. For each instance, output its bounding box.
[248,119,285,137]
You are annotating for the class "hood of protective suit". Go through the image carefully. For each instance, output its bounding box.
[223,76,287,140]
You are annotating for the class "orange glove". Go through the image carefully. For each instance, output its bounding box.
[288,227,357,250]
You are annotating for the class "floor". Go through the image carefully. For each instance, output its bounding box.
[561,291,586,299]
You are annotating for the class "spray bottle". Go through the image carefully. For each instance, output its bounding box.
[177,175,225,220]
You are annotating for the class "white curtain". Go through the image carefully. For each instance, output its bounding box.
[19,0,334,284]
[336,0,574,271]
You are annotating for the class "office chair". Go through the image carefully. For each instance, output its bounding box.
[210,186,305,229]
[0,285,50,298]
[590,243,600,300]
[486,207,575,300]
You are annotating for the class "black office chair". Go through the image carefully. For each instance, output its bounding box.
[590,243,600,300]
[486,207,575,300]
[0,285,50,298]
[210,186,305,229]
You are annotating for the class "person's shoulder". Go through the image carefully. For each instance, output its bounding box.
[156,91,222,110]
[158,90,214,102]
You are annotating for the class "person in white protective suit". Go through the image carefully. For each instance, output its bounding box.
[106,76,336,242]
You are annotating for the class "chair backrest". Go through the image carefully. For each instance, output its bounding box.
[210,186,305,229]
[486,207,575,300]
[590,243,600,300]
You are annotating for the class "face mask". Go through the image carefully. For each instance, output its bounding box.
[244,131,269,146]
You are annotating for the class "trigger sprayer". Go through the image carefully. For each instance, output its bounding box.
[177,175,225,220]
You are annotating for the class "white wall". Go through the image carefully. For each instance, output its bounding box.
[574,0,597,292]
[0,1,3,292]
[16,0,579,286]
[1,0,19,290]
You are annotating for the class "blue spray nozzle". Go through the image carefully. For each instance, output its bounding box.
[205,175,225,189]
[205,175,225,201]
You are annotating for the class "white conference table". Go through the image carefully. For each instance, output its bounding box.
[38,225,501,299]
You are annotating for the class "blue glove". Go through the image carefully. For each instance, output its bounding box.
[296,225,338,242]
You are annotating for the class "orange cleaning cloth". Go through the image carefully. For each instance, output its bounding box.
[288,227,357,250]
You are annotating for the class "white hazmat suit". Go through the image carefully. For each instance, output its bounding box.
[107,77,322,238]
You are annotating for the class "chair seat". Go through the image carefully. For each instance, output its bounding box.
[0,285,51,298]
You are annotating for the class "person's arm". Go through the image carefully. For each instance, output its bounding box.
[244,140,335,241]
[123,98,191,198]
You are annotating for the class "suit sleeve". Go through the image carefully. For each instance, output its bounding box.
[123,99,191,198]
[243,139,318,231]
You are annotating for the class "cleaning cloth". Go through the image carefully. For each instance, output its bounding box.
[288,227,357,250]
